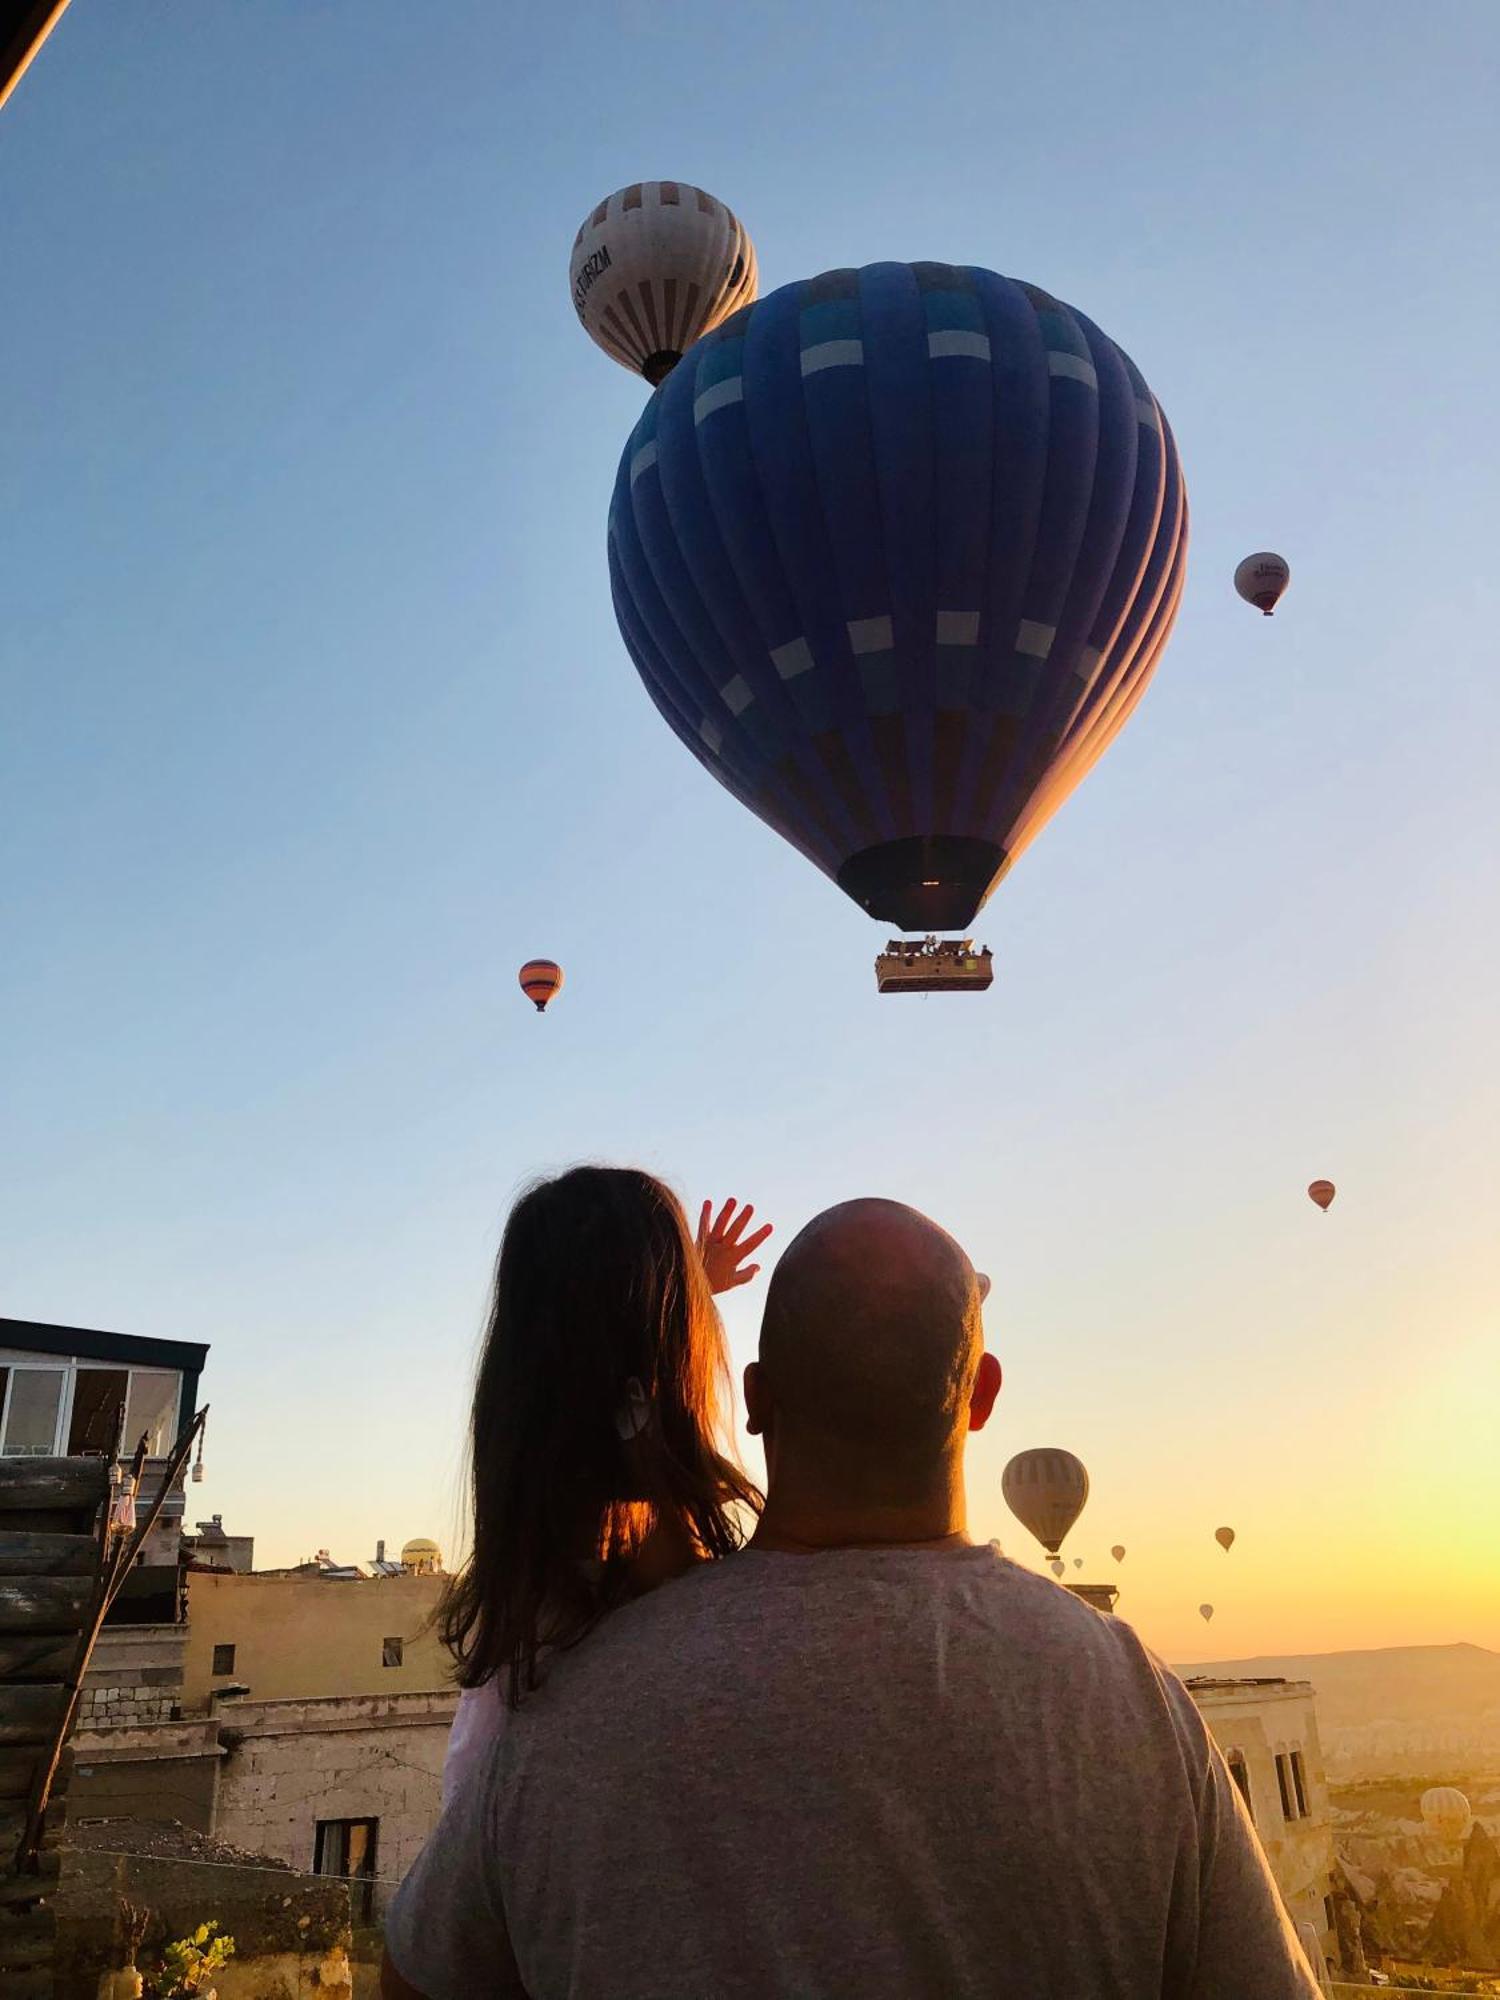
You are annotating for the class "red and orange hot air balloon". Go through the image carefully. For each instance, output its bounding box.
[1307,1179,1336,1213]
[518,959,564,1015]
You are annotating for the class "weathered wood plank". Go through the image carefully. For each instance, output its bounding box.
[0,1459,109,1512]
[0,1962,55,1997]
[0,1634,76,1682]
[0,1746,71,1803]
[0,1685,65,1747]
[0,1901,56,1970]
[0,1794,67,1849]
[0,1848,61,1906]
[0,1532,98,1576]
[0,1576,92,1634]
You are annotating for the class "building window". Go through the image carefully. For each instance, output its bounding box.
[382,1636,403,1669]
[0,1358,183,1460]
[0,1366,66,1456]
[1275,1752,1295,1820]
[1290,1748,1309,1818]
[1324,1894,1335,1936]
[315,1817,378,1921]
[1226,1749,1254,1822]
[211,1644,236,1676]
[67,1367,129,1456]
[123,1369,181,1458]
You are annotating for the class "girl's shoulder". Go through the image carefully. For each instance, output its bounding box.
[442,1677,509,1809]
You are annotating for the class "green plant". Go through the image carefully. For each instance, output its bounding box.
[143,1920,236,1998]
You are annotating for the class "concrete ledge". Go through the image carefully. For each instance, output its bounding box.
[219,1691,457,1738]
[73,1720,222,1766]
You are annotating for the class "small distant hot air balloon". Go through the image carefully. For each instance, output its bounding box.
[1049,1559,1066,1578]
[1234,552,1290,616]
[571,182,757,385]
[1421,1787,1472,1844]
[1199,1603,1214,1623]
[1072,1557,1084,1570]
[1002,1448,1089,1559]
[1111,1545,1126,1564]
[1215,1526,1235,1553]
[518,959,564,1015]
[1308,1179,1336,1213]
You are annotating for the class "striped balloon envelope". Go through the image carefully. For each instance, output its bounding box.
[1001,1447,1090,1557]
[571,182,757,386]
[608,262,1188,933]
[517,959,564,1014]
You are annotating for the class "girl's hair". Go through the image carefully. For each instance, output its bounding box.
[439,1165,760,1702]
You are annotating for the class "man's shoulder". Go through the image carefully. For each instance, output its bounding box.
[541,1542,1164,1688]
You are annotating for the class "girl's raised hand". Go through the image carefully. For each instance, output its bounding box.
[696,1197,773,1296]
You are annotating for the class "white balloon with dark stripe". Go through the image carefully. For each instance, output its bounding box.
[571,181,757,386]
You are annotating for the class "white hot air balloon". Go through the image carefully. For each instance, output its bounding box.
[1421,1787,1472,1844]
[1002,1448,1089,1560]
[1234,551,1290,616]
[570,181,757,384]
[1199,1603,1215,1623]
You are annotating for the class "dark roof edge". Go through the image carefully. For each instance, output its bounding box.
[0,1316,210,1372]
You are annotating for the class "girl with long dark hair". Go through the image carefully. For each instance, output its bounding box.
[439,1166,768,1801]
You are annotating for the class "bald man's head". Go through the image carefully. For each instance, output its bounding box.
[751,1199,987,1486]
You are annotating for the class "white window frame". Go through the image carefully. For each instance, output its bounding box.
[0,1361,70,1456]
[0,1354,182,1460]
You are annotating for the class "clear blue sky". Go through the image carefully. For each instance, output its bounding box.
[3,1,1497,1654]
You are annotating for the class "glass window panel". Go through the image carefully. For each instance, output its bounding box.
[124,1370,180,1457]
[2,1368,65,1455]
[68,1368,129,1456]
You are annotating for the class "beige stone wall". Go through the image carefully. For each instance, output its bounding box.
[80,1623,186,1729]
[181,1573,450,1712]
[211,1691,456,1884]
[1193,1681,1337,1964]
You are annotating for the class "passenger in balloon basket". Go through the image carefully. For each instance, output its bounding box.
[386,1195,1322,2000]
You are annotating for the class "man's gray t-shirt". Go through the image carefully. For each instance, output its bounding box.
[387,1546,1319,1999]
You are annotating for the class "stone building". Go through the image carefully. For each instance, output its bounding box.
[211,1690,456,1890]
[72,1562,457,1900]
[183,1513,255,1574]
[1188,1676,1338,1971]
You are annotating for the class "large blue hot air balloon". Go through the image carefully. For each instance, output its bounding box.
[608,262,1187,933]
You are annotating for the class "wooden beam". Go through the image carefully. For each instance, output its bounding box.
[0,1578,91,1635]
[0,1900,56,1969]
[0,1636,75,1683]
[0,1533,97,1576]
[0,1460,109,1513]
[0,1747,70,1804]
[0,1686,64,1748]
[0,1850,60,1906]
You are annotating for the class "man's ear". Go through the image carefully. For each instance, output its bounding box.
[743,1359,768,1437]
[968,1351,1002,1433]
